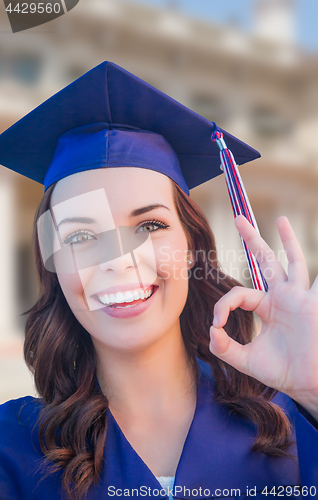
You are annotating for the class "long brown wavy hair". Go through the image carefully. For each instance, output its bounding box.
[24,180,293,500]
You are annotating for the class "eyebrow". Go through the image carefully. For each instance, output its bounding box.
[129,204,170,217]
[57,217,96,229]
[56,205,170,228]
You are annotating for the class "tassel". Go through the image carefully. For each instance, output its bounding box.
[211,124,268,292]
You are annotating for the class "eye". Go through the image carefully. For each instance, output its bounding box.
[136,219,169,233]
[62,230,96,245]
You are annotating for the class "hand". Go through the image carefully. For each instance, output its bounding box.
[209,215,318,421]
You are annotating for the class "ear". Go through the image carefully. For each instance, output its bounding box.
[187,249,195,269]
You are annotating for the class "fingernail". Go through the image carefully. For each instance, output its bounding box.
[213,315,219,327]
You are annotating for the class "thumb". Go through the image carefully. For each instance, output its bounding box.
[209,323,249,376]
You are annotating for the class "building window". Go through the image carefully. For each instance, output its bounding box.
[191,96,228,127]
[12,54,42,85]
[15,243,37,329]
[65,65,88,83]
[251,106,292,138]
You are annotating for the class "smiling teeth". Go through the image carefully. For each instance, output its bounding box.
[98,287,153,306]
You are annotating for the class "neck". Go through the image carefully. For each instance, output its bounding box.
[94,323,196,418]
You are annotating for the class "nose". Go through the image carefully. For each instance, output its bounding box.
[99,250,139,274]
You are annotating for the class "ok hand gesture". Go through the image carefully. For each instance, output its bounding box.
[209,215,318,421]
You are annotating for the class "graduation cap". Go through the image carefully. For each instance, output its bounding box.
[0,61,267,291]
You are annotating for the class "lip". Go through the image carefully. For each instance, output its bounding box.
[96,285,159,318]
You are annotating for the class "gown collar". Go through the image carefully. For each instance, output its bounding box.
[92,357,300,499]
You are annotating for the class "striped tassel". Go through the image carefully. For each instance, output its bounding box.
[211,126,268,292]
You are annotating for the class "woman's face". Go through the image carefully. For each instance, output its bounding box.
[49,167,192,354]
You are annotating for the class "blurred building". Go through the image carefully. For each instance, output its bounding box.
[0,0,317,401]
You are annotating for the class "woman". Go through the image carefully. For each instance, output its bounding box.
[0,61,317,500]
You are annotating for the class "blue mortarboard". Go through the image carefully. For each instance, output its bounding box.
[0,61,260,196]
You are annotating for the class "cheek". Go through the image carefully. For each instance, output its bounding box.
[155,232,190,280]
[57,271,87,311]
[57,271,101,339]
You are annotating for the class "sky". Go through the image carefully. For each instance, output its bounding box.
[126,0,318,52]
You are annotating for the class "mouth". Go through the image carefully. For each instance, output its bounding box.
[94,285,157,309]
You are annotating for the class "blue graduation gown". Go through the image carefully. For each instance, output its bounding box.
[0,359,317,499]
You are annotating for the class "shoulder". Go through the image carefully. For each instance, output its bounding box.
[0,398,55,500]
[195,356,304,421]
[0,395,43,424]
[0,396,43,450]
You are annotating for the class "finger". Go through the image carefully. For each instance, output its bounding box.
[213,286,266,327]
[209,325,250,375]
[234,215,287,285]
[276,216,309,290]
